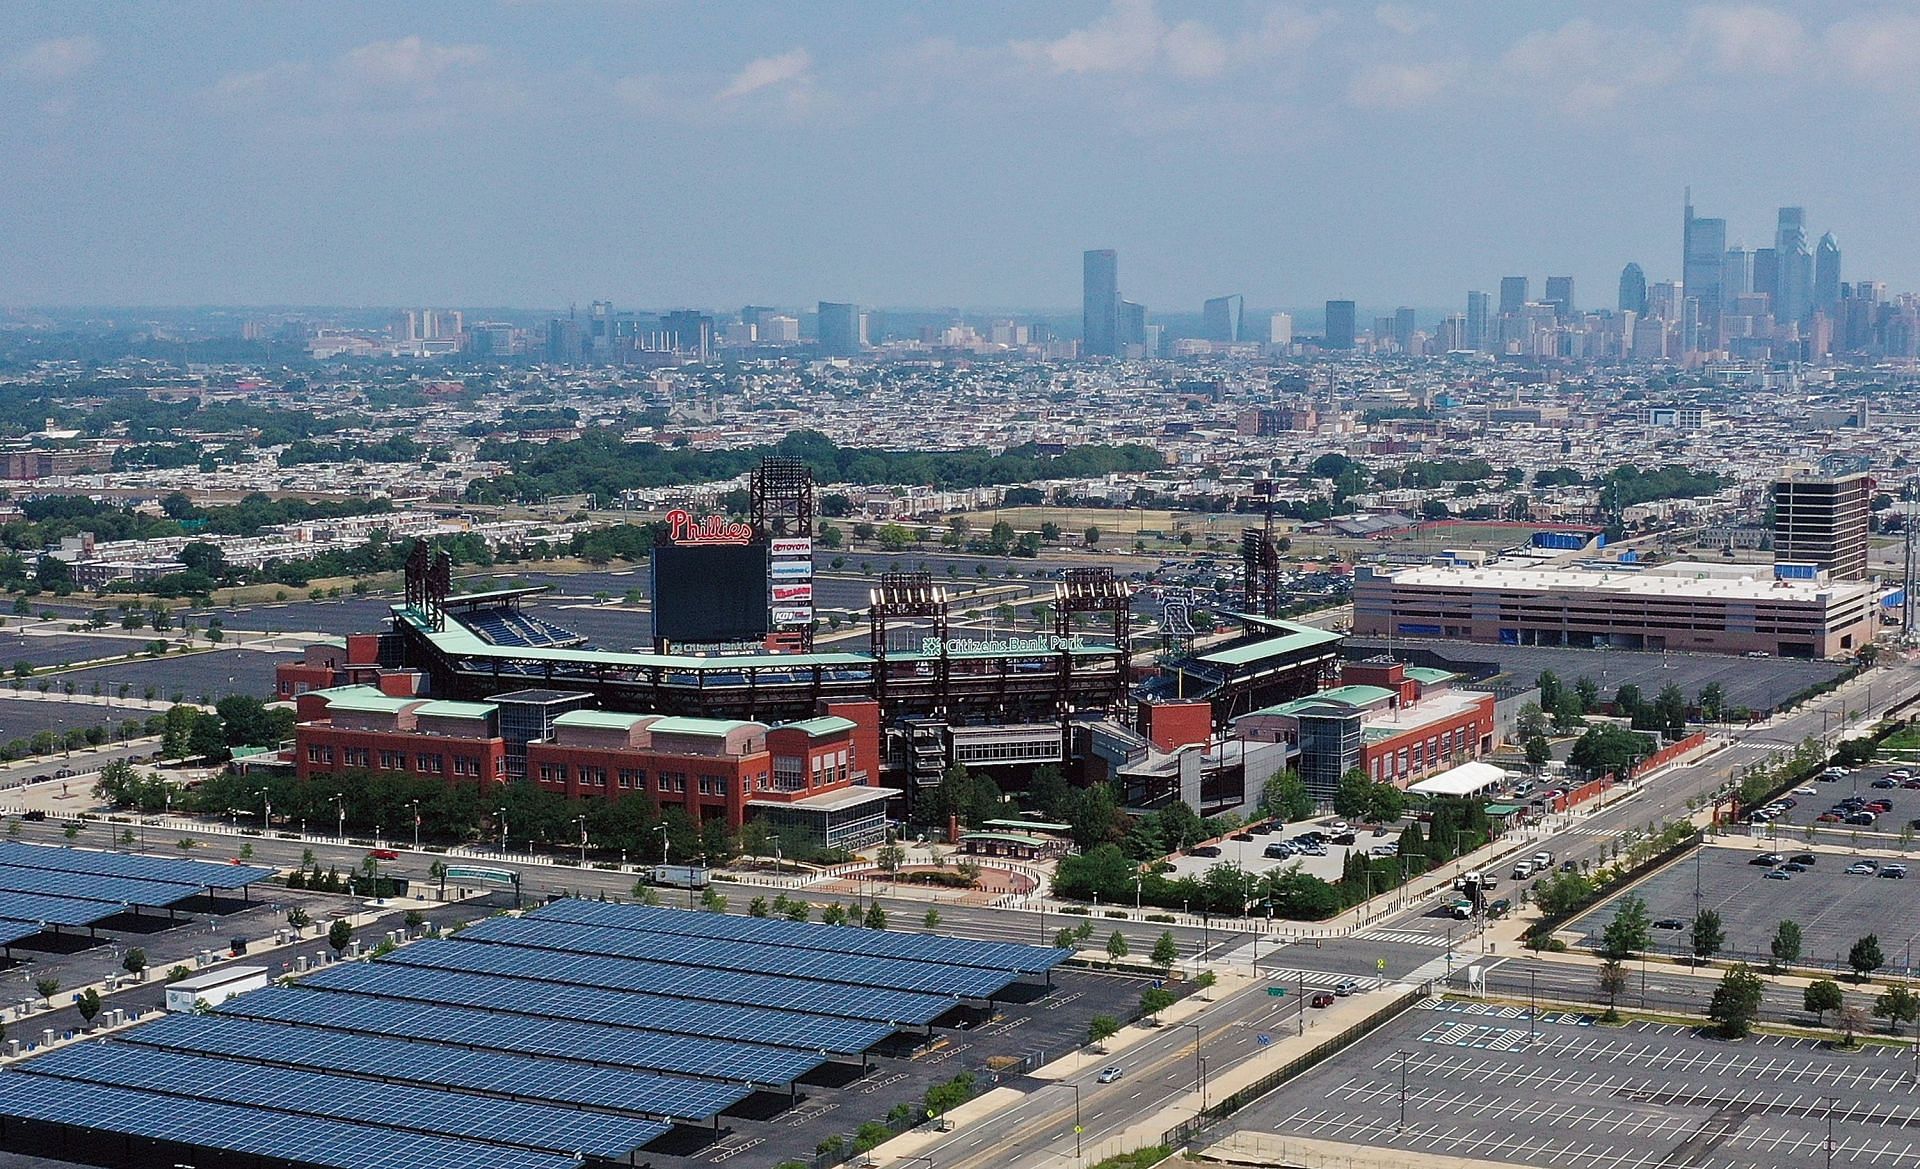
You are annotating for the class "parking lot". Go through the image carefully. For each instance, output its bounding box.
[1748,761,1920,849]
[1167,821,1370,885]
[1568,843,1920,974]
[62,649,281,705]
[1224,995,1920,1169]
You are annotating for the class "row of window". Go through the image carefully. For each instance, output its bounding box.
[305,744,501,778]
[1369,719,1483,781]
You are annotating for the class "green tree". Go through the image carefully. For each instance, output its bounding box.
[286,908,311,935]
[1598,959,1628,1022]
[1087,1014,1121,1048]
[1691,909,1725,965]
[33,976,58,1006]
[1514,702,1548,742]
[863,903,888,930]
[121,948,147,978]
[1849,934,1885,982]
[922,907,941,932]
[1600,893,1651,960]
[1150,930,1178,971]
[1260,770,1314,822]
[1804,978,1844,1026]
[327,918,352,954]
[1873,984,1920,1035]
[1769,919,1802,972]
[1139,986,1175,1021]
[1708,963,1764,1039]
[748,896,769,918]
[75,988,102,1029]
[1524,735,1552,770]
[1106,930,1130,962]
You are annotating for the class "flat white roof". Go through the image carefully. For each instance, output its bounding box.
[169,964,270,991]
[1408,760,1509,797]
[1374,563,1872,603]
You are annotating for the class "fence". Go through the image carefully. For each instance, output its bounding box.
[1161,983,1427,1152]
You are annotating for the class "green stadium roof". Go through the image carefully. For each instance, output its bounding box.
[412,700,497,720]
[1194,622,1343,668]
[781,716,858,737]
[318,686,421,715]
[551,709,649,731]
[647,716,762,737]
[1405,667,1457,685]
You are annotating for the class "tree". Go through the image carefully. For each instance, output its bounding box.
[1873,984,1920,1035]
[121,948,147,979]
[1151,931,1179,971]
[1769,920,1802,973]
[748,896,769,918]
[1106,930,1129,962]
[1084,526,1101,546]
[1598,959,1628,1022]
[1600,893,1651,961]
[1697,682,1726,722]
[922,908,941,932]
[1849,934,1885,982]
[1707,963,1764,1039]
[286,908,311,936]
[1569,723,1657,776]
[75,988,102,1029]
[1260,770,1314,823]
[1333,769,1373,820]
[33,976,58,1007]
[327,918,352,954]
[1515,702,1548,742]
[1087,1014,1121,1049]
[1574,676,1599,713]
[1525,735,1552,770]
[1691,909,1725,965]
[863,903,888,930]
[1139,987,1176,1022]
[1804,978,1844,1026]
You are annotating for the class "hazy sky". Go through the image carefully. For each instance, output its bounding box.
[5,1,1920,311]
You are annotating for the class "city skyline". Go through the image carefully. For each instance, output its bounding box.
[5,1,1920,307]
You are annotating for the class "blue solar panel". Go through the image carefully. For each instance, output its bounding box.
[0,840,273,888]
[0,863,200,908]
[392,935,953,1025]
[534,898,1071,975]
[20,1042,668,1158]
[459,913,1017,998]
[0,890,128,927]
[0,1070,575,1169]
[0,918,46,945]
[305,957,891,1054]
[222,985,822,1086]
[127,1013,745,1122]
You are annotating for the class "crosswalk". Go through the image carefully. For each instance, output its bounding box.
[1352,927,1453,948]
[1258,966,1390,993]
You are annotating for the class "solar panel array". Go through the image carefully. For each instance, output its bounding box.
[222,985,824,1086]
[20,1042,669,1158]
[0,889,132,928]
[0,1070,575,1169]
[0,863,200,909]
[0,840,274,888]
[126,1013,747,1122]
[0,919,42,946]
[390,934,954,1025]
[304,957,891,1054]
[459,913,1017,997]
[538,897,1072,974]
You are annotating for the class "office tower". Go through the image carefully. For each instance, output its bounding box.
[1323,300,1356,349]
[1543,276,1574,319]
[1499,276,1529,316]
[1268,312,1293,345]
[1373,317,1394,349]
[661,310,713,359]
[1438,314,1466,352]
[1751,247,1779,303]
[1650,280,1681,321]
[1721,247,1752,304]
[1393,306,1417,352]
[1202,295,1244,343]
[1118,300,1147,351]
[469,323,514,356]
[545,318,583,365]
[1814,232,1842,316]
[1776,207,1812,324]
[1465,290,1490,350]
[762,315,800,343]
[1773,471,1871,580]
[817,302,864,356]
[1082,249,1119,357]
[1682,190,1726,346]
[1618,264,1647,316]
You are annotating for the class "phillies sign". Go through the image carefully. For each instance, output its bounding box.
[666,508,755,546]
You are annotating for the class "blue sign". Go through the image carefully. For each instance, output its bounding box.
[1256,1033,1272,1046]
[1150,979,1164,989]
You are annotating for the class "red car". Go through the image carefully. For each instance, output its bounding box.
[1816,813,1844,823]
[1310,992,1336,1008]
[368,848,400,861]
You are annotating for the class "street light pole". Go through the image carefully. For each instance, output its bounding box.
[1528,968,1537,1046]
[1068,1082,1082,1159]
[497,807,508,854]
[576,815,587,867]
[411,799,420,852]
[334,794,344,842]
[1398,1049,1409,1131]
[1183,1022,1201,1099]
[1827,1095,1838,1169]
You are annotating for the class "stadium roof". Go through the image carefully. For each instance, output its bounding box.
[1195,622,1343,668]
[783,716,857,737]
[316,687,420,715]
[412,700,496,720]
[550,710,650,731]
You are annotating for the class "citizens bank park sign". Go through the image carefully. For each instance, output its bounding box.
[666,509,755,546]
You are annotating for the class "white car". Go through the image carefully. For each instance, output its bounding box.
[1795,786,1817,795]
[1097,1066,1124,1083]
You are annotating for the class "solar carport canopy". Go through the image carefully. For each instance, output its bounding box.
[458,913,1025,998]
[535,898,1072,974]
[125,1013,749,1123]
[0,840,274,888]
[388,935,957,1026]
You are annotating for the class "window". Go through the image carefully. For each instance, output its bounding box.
[580,766,606,787]
[453,756,478,777]
[378,750,402,771]
[345,747,370,768]
[659,771,687,793]
[698,774,728,796]
[538,763,568,784]
[618,768,643,789]
[772,756,806,792]
[306,744,330,764]
[416,753,444,775]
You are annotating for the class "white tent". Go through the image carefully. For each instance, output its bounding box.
[1407,760,1509,798]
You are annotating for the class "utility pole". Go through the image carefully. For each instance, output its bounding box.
[1398,1049,1410,1131]
[1528,968,1537,1046]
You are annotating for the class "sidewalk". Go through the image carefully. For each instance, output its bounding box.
[1197,1130,1534,1169]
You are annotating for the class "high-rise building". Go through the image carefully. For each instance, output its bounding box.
[1814,232,1842,316]
[1751,247,1779,304]
[1618,264,1647,316]
[1323,300,1356,350]
[1721,247,1752,304]
[1465,290,1490,351]
[661,310,713,359]
[1543,277,1574,319]
[546,318,583,365]
[1776,207,1812,324]
[1437,314,1467,352]
[1118,300,1147,351]
[1268,312,1293,346]
[817,302,864,356]
[1499,276,1529,316]
[1682,190,1727,347]
[1202,294,1244,343]
[1082,249,1119,357]
[1773,471,1871,580]
[1392,307,1417,353]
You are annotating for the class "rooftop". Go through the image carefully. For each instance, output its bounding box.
[780,716,858,738]
[412,700,497,720]
[647,716,763,738]
[1369,563,1875,602]
[550,709,650,732]
[316,686,420,715]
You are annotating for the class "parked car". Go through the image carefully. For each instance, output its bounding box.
[1097,1066,1124,1083]
[1486,898,1512,918]
[1782,862,1809,873]
[1790,853,1817,866]
[1872,778,1899,789]
[1309,992,1336,1008]
[368,849,400,861]
[1654,918,1686,930]
[1847,860,1879,875]
[1882,864,1909,879]
[1333,978,1362,997]
[1191,845,1223,858]
[1750,853,1784,866]
[1763,869,1792,880]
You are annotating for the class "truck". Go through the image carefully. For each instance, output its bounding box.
[647,864,712,890]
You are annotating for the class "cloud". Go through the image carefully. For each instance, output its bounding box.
[1012,0,1328,79]
[1824,13,1920,90]
[717,47,813,100]
[1687,6,1805,76]
[1500,18,1680,113]
[339,36,489,95]
[1374,5,1436,36]
[1347,61,1452,110]
[8,36,99,83]
[207,36,510,132]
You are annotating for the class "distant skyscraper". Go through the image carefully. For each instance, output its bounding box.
[1814,232,1842,316]
[1618,264,1647,316]
[1392,307,1417,352]
[1118,300,1147,352]
[1465,290,1490,351]
[1682,190,1727,346]
[817,301,864,356]
[1202,294,1244,343]
[1324,300,1356,350]
[1499,276,1529,316]
[1721,247,1752,304]
[1082,249,1119,357]
[1268,312,1293,346]
[1543,277,1573,319]
[1751,247,1779,304]
[1776,207,1812,324]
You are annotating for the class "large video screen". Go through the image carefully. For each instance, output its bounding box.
[652,543,769,643]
